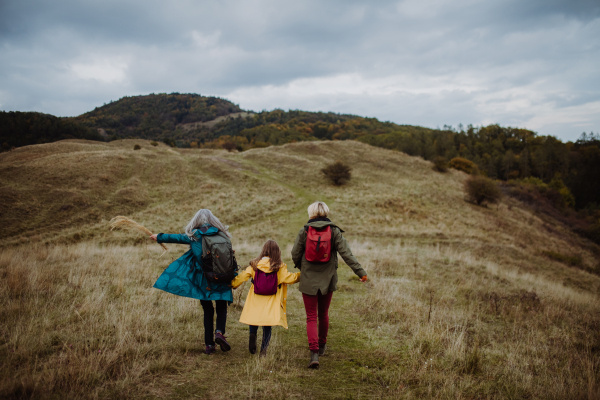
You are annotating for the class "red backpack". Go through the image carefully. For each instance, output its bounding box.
[305,226,332,263]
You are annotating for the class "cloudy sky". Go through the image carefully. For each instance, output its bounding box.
[1,0,599,141]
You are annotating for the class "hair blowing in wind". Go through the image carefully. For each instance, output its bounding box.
[185,209,231,239]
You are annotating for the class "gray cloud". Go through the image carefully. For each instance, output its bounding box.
[1,0,598,141]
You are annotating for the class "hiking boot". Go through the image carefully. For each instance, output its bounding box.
[249,333,257,354]
[205,345,216,355]
[318,343,327,356]
[308,351,320,369]
[215,332,231,352]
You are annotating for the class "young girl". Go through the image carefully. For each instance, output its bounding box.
[231,240,300,356]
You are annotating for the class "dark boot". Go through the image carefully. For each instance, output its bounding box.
[319,343,327,356]
[249,333,257,354]
[215,331,231,352]
[205,345,216,355]
[308,351,319,369]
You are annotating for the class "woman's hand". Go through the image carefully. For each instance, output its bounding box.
[149,234,158,242]
[360,275,368,282]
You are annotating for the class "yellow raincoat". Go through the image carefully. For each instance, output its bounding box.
[231,257,300,328]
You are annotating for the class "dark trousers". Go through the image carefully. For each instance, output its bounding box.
[200,300,228,346]
[302,291,333,352]
[249,325,273,351]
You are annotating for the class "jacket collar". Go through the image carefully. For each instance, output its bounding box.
[304,218,344,232]
[193,224,219,237]
[307,216,331,224]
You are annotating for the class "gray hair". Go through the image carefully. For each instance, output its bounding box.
[185,209,232,239]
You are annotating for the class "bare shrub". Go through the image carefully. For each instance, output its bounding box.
[321,160,351,186]
[150,141,158,147]
[432,156,448,172]
[222,142,236,152]
[464,175,502,206]
[133,144,141,150]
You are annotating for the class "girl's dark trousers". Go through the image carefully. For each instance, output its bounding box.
[249,325,272,351]
[200,300,227,346]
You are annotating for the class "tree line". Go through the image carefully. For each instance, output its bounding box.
[0,111,103,150]
[3,94,599,212]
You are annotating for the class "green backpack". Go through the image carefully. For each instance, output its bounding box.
[200,232,238,284]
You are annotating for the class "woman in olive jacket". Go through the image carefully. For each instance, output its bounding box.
[291,201,367,369]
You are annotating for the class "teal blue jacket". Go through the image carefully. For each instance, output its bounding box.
[153,224,234,302]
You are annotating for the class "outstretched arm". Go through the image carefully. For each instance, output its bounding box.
[334,229,367,280]
[231,266,253,289]
[150,233,192,245]
[278,265,301,285]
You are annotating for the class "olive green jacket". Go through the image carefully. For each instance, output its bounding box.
[291,220,366,295]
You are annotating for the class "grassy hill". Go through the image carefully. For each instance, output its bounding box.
[1,139,600,399]
[5,93,600,211]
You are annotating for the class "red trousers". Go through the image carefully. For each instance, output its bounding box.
[302,291,333,352]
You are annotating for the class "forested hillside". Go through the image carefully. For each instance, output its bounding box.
[0,111,103,150]
[72,93,242,141]
[2,93,599,210]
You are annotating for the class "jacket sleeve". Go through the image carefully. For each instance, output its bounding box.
[157,233,192,244]
[278,265,301,285]
[231,266,253,289]
[291,228,306,269]
[334,228,366,278]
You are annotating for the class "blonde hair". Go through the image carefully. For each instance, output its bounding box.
[185,209,231,239]
[307,201,329,219]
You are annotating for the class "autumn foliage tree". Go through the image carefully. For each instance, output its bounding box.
[321,161,352,186]
[449,157,476,174]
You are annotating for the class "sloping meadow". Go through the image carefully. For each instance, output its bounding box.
[1,139,599,398]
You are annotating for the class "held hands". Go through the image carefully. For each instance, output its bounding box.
[360,275,368,283]
[149,234,158,242]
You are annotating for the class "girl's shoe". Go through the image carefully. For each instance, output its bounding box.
[319,343,327,356]
[205,345,216,355]
[249,333,257,354]
[215,332,231,352]
[308,351,320,369]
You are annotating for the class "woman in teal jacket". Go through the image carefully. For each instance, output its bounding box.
[150,209,233,354]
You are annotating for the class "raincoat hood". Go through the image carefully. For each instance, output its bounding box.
[255,257,277,273]
[192,224,219,239]
[305,220,344,232]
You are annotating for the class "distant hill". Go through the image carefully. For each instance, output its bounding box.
[71,93,243,141]
[0,111,103,150]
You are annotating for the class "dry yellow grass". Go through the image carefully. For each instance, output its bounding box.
[109,216,168,252]
[1,139,599,399]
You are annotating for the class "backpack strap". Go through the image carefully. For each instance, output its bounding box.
[215,231,231,242]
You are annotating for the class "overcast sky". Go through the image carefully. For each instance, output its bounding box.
[1,0,599,141]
